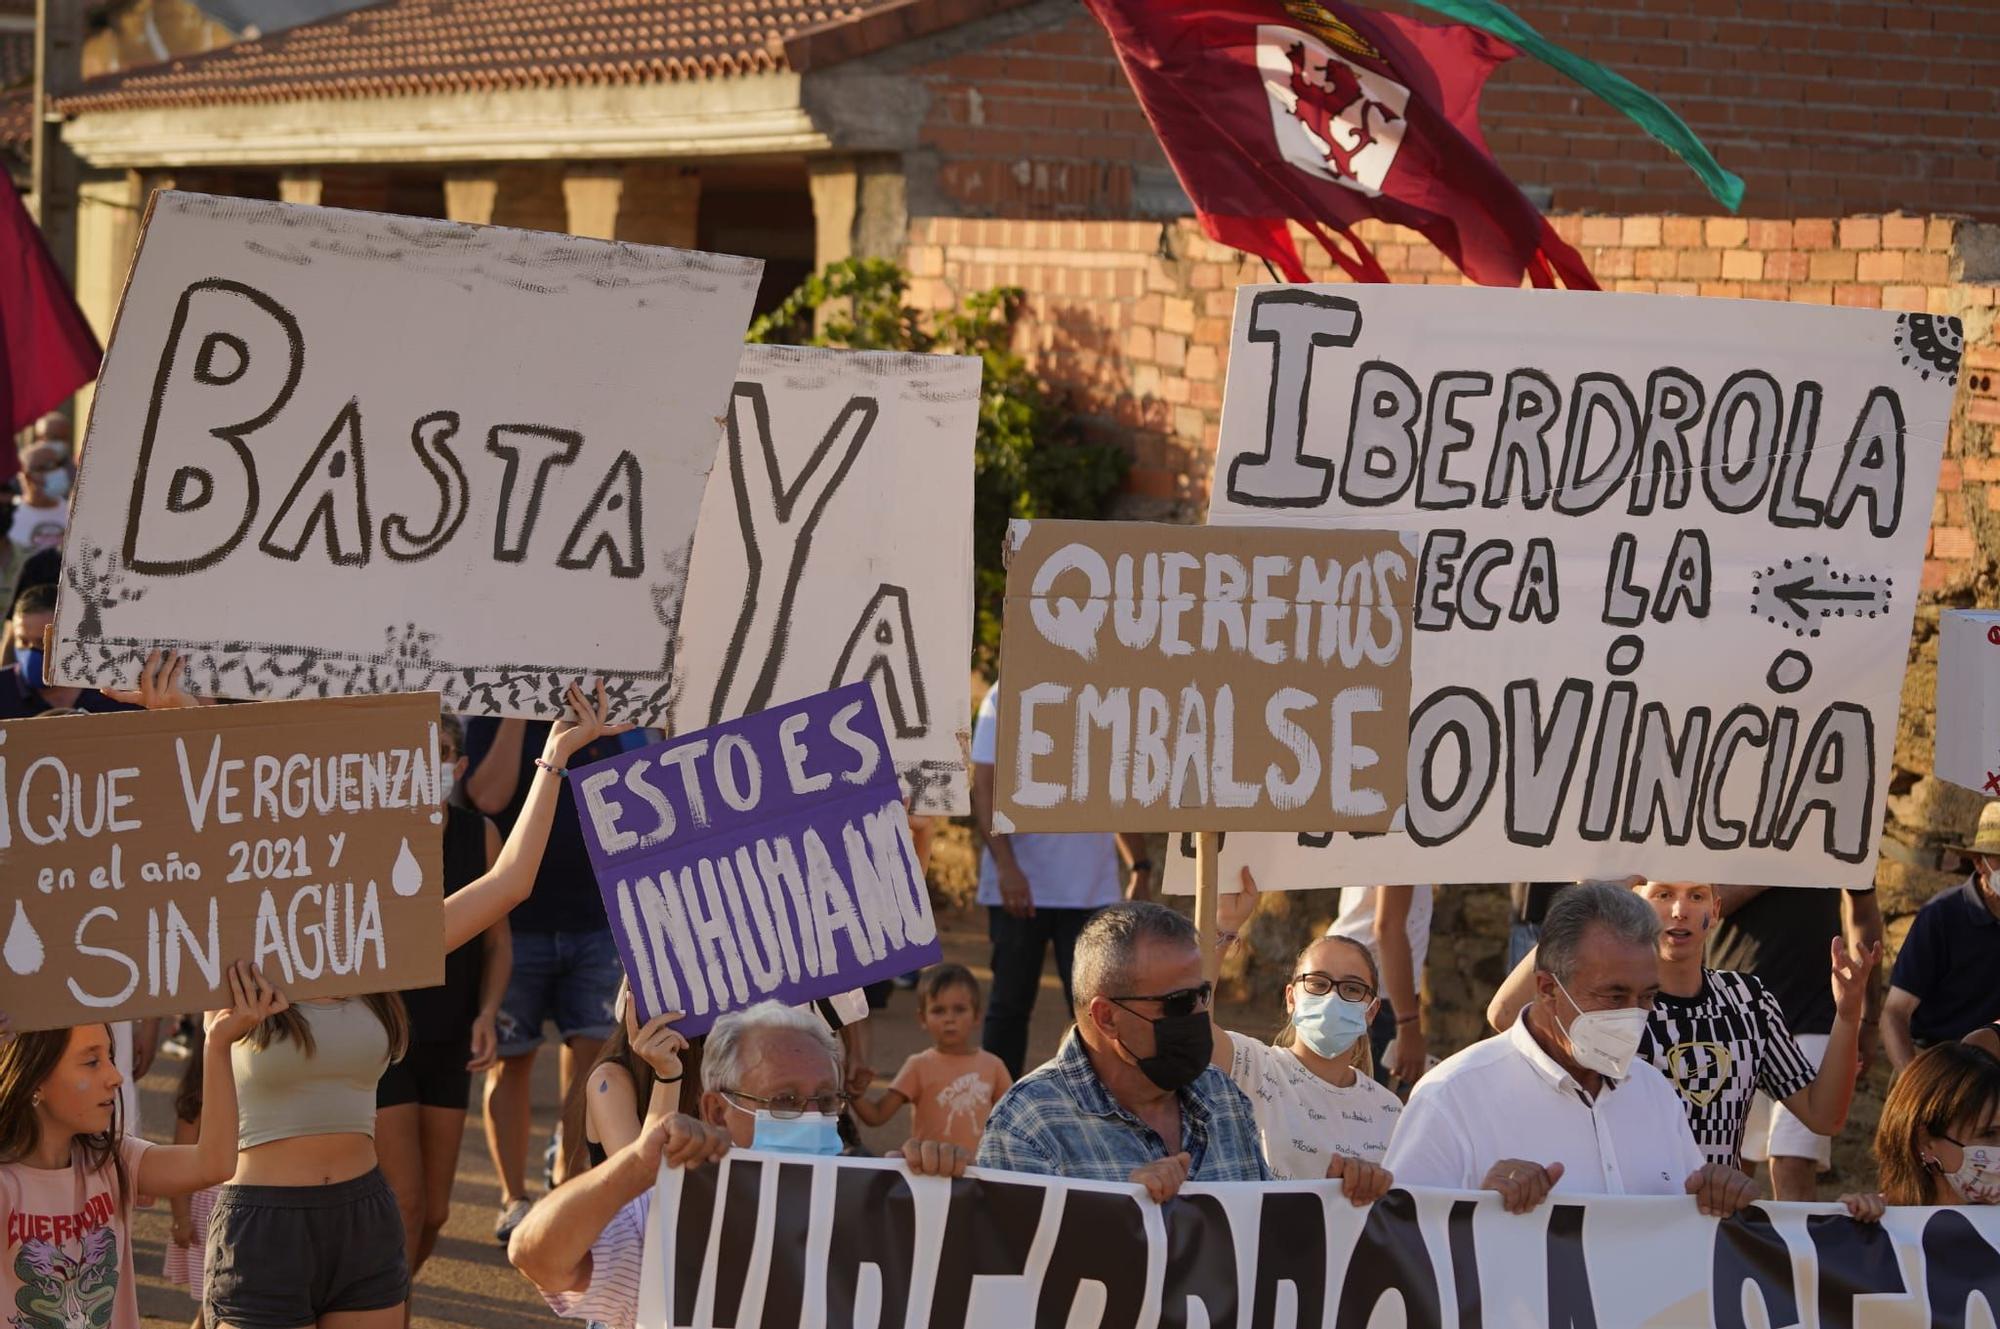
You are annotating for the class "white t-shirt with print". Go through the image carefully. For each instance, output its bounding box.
[1226,1031,1402,1181]
[969,688,1122,911]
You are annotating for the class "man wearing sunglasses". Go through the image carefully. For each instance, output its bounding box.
[978,903,1270,1202]
[511,1001,970,1329]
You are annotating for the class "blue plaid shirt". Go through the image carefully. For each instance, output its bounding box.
[975,1029,1271,1183]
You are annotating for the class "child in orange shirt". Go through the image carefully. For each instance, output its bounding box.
[853,965,1012,1154]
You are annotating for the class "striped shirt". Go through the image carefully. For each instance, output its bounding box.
[1638,968,1817,1170]
[540,1193,648,1329]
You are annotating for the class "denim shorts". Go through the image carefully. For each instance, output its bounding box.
[495,927,622,1057]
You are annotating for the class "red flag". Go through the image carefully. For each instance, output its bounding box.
[0,172,102,477]
[1084,0,1596,290]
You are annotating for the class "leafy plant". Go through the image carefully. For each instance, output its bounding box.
[750,259,1129,671]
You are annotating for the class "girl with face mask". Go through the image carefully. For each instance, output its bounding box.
[1856,1042,2000,1212]
[1209,873,1400,1197]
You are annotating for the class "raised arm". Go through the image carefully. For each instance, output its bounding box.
[1209,867,1260,1071]
[1486,945,1540,1032]
[138,963,287,1196]
[1375,887,1424,1086]
[465,717,530,815]
[1779,937,1879,1134]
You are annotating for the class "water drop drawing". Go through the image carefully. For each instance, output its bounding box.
[4,901,44,976]
[391,838,424,897]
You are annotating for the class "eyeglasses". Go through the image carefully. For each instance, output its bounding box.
[1291,972,1375,1004]
[1108,982,1213,1019]
[718,1088,850,1119]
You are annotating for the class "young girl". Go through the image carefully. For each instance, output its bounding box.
[1850,1041,2000,1215]
[0,964,282,1329]
[163,1033,223,1329]
[852,966,1011,1153]
[559,985,687,1175]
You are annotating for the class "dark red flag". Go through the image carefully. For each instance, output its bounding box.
[0,172,102,477]
[1084,0,1596,289]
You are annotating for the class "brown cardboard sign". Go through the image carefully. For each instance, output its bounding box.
[0,694,446,1031]
[995,520,1415,832]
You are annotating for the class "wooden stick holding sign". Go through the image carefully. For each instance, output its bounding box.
[992,518,1417,967]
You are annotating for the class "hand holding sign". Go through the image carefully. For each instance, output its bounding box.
[203,961,289,1045]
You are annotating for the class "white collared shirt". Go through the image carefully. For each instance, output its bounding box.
[1384,1014,1704,1195]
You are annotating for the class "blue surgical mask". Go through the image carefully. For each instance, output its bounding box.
[751,1111,843,1156]
[1290,989,1370,1059]
[40,469,72,501]
[16,646,46,691]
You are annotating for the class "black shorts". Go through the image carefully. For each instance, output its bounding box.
[205,1169,409,1329]
[376,1039,473,1110]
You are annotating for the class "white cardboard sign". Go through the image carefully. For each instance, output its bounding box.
[1935,608,2000,797]
[54,191,763,723]
[666,344,980,814]
[1190,285,1958,890]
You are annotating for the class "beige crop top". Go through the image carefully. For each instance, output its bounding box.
[233,999,391,1149]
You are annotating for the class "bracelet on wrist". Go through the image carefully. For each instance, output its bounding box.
[1128,857,1154,875]
[1216,931,1239,947]
[1396,1013,1421,1026]
[533,756,567,777]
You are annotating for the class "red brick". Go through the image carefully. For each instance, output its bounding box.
[1662,217,1705,247]
[1922,559,1952,592]
[1834,284,1883,308]
[1706,217,1749,248]
[1855,251,1905,283]
[1621,217,1662,247]
[1934,526,1976,561]
[1580,216,1623,247]
[1747,220,1794,250]
[1793,219,1837,249]
[1938,458,1965,493]
[1880,215,1928,249]
[1809,250,1858,282]
[1838,217,1882,250]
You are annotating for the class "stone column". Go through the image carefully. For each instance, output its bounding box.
[809,154,908,269]
[278,170,323,207]
[562,166,625,240]
[444,170,499,226]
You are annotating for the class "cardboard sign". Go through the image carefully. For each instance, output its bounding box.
[573,683,941,1036]
[635,1154,2000,1329]
[1935,608,2000,796]
[0,695,445,1031]
[1196,285,1957,890]
[53,191,763,724]
[994,518,1413,832]
[668,345,981,815]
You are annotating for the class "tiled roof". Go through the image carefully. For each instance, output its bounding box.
[56,0,913,113]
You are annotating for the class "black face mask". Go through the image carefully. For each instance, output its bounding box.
[1126,1009,1213,1092]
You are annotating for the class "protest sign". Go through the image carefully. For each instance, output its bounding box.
[53,191,763,724]
[573,683,941,1035]
[1192,285,1957,890]
[1935,608,2000,797]
[635,1152,2000,1329]
[994,518,1413,832]
[668,345,981,815]
[0,695,444,1031]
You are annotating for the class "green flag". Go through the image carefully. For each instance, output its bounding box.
[1405,0,1745,212]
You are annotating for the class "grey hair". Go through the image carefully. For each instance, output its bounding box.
[1070,902,1199,1012]
[1534,881,1660,984]
[702,1000,842,1093]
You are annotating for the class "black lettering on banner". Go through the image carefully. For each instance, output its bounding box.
[1628,368,1702,515]
[927,1176,1048,1329]
[556,449,646,578]
[711,385,877,725]
[1448,1200,1483,1329]
[1770,382,1827,529]
[1621,703,1713,846]
[1457,539,1512,631]
[1483,369,1558,510]
[1038,1188,1149,1329]
[1702,371,1783,514]
[1416,372,1493,510]
[1749,708,1799,848]
[1228,289,1362,507]
[485,424,583,562]
[674,1160,723,1328]
[1251,1192,1325,1329]
[825,1166,915,1329]
[1824,387,1908,538]
[1333,1190,1443,1329]
[708,1158,766,1326]
[1161,1193,1238,1329]
[1806,1213,1905,1329]
[830,585,930,739]
[1774,703,1873,863]
[758,1163,816,1328]
[1513,539,1559,624]
[1697,704,1770,850]
[381,411,470,562]
[1506,679,1592,848]
[1579,682,1637,843]
[1407,687,1499,847]
[258,397,373,566]
[1920,1208,2000,1328]
[1601,533,1648,627]
[1416,531,1466,631]
[1544,1204,1599,1329]
[1340,361,1423,507]
[1552,374,1640,517]
[1711,1207,1800,1329]
[126,279,305,576]
[1652,529,1713,622]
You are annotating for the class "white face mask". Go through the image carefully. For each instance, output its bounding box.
[438,768,458,805]
[1941,1142,2000,1204]
[1551,973,1648,1080]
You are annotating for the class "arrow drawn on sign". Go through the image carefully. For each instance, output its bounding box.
[1750,555,1892,639]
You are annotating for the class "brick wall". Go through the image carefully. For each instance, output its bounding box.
[908,1,2000,222]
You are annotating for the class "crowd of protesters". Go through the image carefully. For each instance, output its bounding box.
[2,414,1998,1329]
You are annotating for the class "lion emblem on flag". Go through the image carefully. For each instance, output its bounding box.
[1257,24,1411,197]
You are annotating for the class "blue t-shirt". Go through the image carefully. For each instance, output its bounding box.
[1887,876,2000,1043]
[970,687,1123,911]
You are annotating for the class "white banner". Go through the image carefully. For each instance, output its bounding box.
[666,345,980,813]
[638,1152,2000,1328]
[1196,285,1958,889]
[54,191,762,723]
[1935,609,2000,797]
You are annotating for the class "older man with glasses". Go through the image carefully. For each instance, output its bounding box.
[977,902,1270,1203]
[509,1001,968,1329]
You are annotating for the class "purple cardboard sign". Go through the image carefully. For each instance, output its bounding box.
[571,682,941,1035]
